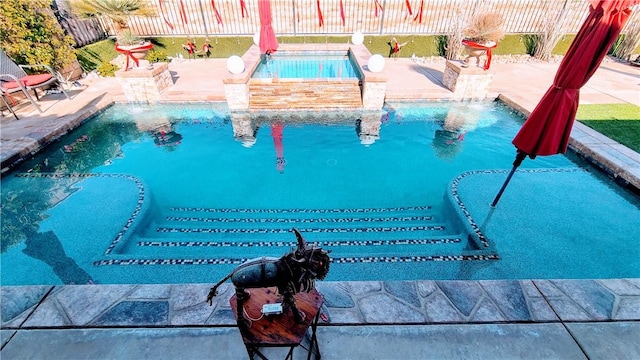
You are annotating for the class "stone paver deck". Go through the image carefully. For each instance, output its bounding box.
[2,280,640,359]
[1,54,639,359]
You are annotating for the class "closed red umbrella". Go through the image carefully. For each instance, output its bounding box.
[492,0,639,207]
[258,0,279,54]
[271,122,285,173]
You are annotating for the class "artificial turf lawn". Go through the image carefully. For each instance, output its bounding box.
[576,103,640,152]
[75,34,575,71]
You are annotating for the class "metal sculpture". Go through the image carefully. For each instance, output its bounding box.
[207,228,330,324]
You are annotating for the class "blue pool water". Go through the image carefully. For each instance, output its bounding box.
[252,53,359,79]
[1,101,638,285]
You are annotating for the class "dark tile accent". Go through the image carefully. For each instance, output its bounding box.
[166,215,433,223]
[170,206,431,213]
[138,237,462,248]
[156,225,446,234]
[94,254,499,267]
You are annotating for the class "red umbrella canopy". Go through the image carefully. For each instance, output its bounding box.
[512,0,639,158]
[258,0,279,54]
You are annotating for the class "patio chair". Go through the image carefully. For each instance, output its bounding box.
[1,90,19,120]
[0,49,70,114]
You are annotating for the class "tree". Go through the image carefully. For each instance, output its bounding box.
[530,0,585,61]
[0,0,77,70]
[610,11,640,61]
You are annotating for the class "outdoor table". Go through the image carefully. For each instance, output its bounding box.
[230,287,323,360]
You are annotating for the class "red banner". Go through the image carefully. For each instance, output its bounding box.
[374,0,383,17]
[317,0,324,27]
[405,0,413,15]
[240,0,248,17]
[211,0,223,24]
[179,0,188,24]
[158,0,174,30]
[413,0,424,23]
[340,0,345,26]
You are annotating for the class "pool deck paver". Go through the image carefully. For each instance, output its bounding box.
[1,56,640,359]
[2,280,640,359]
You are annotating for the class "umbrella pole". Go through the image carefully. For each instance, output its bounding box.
[491,151,527,208]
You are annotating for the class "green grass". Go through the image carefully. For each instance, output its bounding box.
[76,39,119,72]
[74,34,580,71]
[576,103,640,152]
[75,33,554,71]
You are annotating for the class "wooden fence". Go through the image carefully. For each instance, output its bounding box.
[58,0,640,43]
[54,0,106,47]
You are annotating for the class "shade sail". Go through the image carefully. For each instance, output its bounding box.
[258,0,279,53]
[512,0,639,157]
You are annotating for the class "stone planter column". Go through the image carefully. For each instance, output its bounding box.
[357,112,382,145]
[442,60,493,100]
[224,79,250,111]
[223,47,259,110]
[350,45,387,110]
[361,73,387,110]
[230,112,258,147]
[114,62,172,102]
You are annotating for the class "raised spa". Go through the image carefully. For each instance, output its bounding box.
[222,44,387,111]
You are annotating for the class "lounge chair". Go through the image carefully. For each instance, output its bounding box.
[0,49,70,114]
[0,90,19,120]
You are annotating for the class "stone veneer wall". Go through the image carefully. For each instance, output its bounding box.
[248,79,362,109]
[115,63,173,103]
[442,60,493,100]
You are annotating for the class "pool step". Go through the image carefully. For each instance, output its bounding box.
[141,206,445,238]
[120,234,471,260]
[164,205,434,218]
[117,205,483,261]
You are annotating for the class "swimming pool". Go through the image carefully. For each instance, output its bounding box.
[1,101,638,285]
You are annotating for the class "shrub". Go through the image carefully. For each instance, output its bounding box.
[147,49,169,63]
[0,0,77,70]
[462,12,505,44]
[96,62,119,77]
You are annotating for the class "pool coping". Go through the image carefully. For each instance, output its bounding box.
[2,279,639,330]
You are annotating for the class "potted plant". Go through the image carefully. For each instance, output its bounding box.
[116,28,153,62]
[70,0,155,68]
[460,11,505,69]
